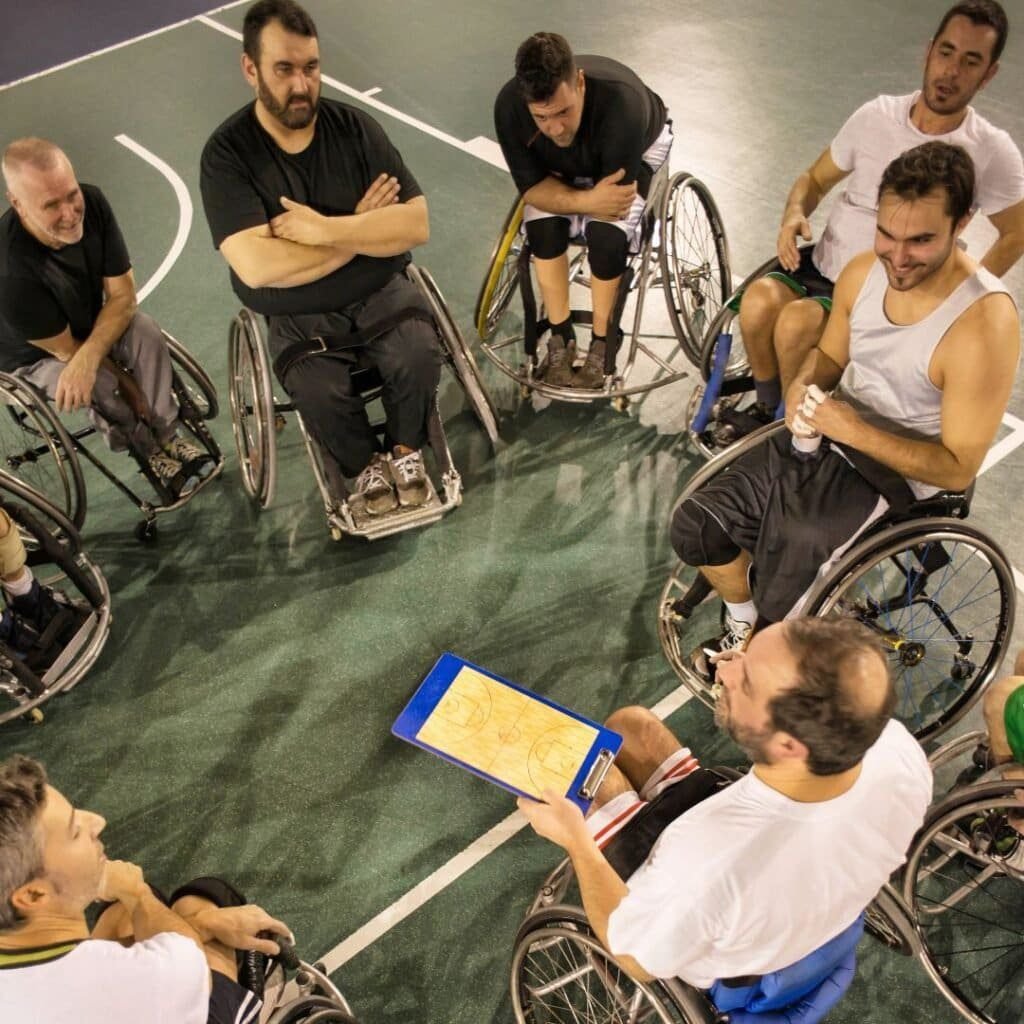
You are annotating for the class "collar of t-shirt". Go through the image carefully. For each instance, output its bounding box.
[903,90,975,140]
[0,938,85,969]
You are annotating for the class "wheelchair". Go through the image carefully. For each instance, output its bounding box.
[0,331,224,542]
[473,163,731,408]
[658,421,1015,745]
[227,263,499,542]
[0,472,111,726]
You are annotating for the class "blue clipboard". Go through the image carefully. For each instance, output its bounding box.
[392,653,622,813]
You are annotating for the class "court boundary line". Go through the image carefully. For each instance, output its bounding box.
[114,135,193,303]
[0,0,251,92]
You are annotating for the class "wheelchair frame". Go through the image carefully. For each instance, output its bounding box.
[473,165,732,406]
[227,264,498,543]
[0,331,225,541]
[0,472,111,726]
[657,421,1015,744]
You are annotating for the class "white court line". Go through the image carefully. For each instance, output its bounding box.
[979,411,1024,476]
[114,135,193,303]
[0,0,252,92]
[362,87,382,98]
[197,15,509,172]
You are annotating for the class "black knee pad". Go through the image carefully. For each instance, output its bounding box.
[525,216,570,260]
[670,499,740,567]
[170,875,248,909]
[584,221,629,280]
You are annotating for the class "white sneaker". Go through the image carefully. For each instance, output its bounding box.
[691,612,752,681]
[391,449,428,507]
[353,453,397,515]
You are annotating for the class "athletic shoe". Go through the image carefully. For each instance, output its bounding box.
[353,452,398,514]
[391,449,429,507]
[969,811,1024,871]
[163,435,216,479]
[1,581,88,670]
[690,611,753,681]
[954,742,994,788]
[711,402,776,447]
[148,451,198,499]
[573,340,607,390]
[539,334,576,388]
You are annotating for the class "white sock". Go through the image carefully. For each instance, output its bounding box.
[640,747,701,801]
[2,567,34,598]
[723,598,756,626]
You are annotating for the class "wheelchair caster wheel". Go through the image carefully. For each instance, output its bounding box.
[329,526,343,542]
[520,382,531,399]
[24,708,44,724]
[612,395,630,413]
[135,520,158,543]
[274,413,287,433]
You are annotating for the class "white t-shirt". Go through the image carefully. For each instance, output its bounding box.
[0,932,208,1024]
[814,92,1024,281]
[606,720,931,986]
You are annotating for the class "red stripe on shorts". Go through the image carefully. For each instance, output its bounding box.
[593,801,646,848]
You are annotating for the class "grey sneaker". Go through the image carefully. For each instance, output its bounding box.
[164,435,215,479]
[148,451,197,499]
[573,340,607,389]
[353,452,397,514]
[690,611,752,681]
[539,334,576,388]
[391,449,429,507]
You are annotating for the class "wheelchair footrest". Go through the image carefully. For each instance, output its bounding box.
[332,474,451,541]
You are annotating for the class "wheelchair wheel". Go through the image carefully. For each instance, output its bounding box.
[163,331,219,420]
[802,520,1014,744]
[228,309,277,508]
[410,264,500,446]
[0,373,86,530]
[659,173,731,367]
[475,197,524,341]
[902,779,1024,1024]
[511,905,715,1024]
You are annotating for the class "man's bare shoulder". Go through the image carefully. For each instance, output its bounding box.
[942,289,1020,371]
[832,251,876,307]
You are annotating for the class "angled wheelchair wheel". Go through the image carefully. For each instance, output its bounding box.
[511,905,714,1024]
[903,779,1024,1024]
[659,173,731,367]
[475,197,524,341]
[410,264,500,446]
[163,331,219,421]
[228,309,277,508]
[0,373,86,530]
[802,520,1014,744]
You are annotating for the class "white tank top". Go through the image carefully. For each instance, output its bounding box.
[835,259,1013,498]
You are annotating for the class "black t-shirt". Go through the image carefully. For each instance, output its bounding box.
[200,99,423,317]
[0,184,131,372]
[494,55,668,199]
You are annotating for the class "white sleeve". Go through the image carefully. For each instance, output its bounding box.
[977,132,1024,216]
[118,934,210,1024]
[829,99,879,173]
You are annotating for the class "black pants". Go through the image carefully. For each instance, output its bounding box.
[268,273,442,477]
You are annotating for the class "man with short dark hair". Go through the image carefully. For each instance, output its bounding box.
[493,32,672,388]
[201,0,440,514]
[518,618,931,985]
[0,755,289,1023]
[0,139,215,499]
[671,141,1019,659]
[734,0,1022,432]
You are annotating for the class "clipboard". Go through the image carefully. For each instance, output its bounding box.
[392,653,622,813]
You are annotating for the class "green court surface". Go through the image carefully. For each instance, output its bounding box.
[2,2,1023,1022]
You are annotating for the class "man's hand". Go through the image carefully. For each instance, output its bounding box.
[98,859,148,906]
[777,213,812,273]
[802,393,862,445]
[517,789,590,851]
[355,174,401,213]
[193,904,292,955]
[54,350,100,413]
[270,197,331,246]
[585,169,637,221]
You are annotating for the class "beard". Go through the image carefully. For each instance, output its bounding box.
[714,689,774,764]
[257,72,319,130]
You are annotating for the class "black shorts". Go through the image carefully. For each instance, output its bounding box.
[603,769,730,879]
[764,246,835,309]
[209,970,262,1024]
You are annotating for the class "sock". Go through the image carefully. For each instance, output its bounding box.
[640,747,700,801]
[723,598,756,627]
[2,567,34,598]
[550,315,573,344]
[754,376,782,410]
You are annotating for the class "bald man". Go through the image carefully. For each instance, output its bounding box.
[518,618,931,988]
[0,138,213,501]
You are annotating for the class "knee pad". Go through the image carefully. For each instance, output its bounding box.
[170,875,248,909]
[670,499,740,567]
[584,221,629,280]
[525,216,570,260]
[0,509,26,577]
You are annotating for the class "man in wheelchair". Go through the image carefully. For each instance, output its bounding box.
[493,32,672,388]
[671,142,1019,664]
[518,618,931,987]
[0,139,217,500]
[0,754,292,1023]
[201,0,441,516]
[734,0,1022,432]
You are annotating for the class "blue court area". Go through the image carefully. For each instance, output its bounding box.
[1,2,1023,1022]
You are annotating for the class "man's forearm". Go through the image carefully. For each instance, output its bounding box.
[125,888,203,949]
[780,171,821,226]
[75,291,137,365]
[785,348,844,409]
[523,177,592,217]
[233,235,353,289]
[323,202,429,257]
[980,232,1024,278]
